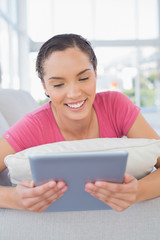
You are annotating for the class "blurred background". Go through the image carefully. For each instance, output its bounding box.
[0,0,160,133]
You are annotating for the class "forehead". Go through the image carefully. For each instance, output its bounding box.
[43,48,92,73]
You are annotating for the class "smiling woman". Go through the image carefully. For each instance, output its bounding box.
[35,34,98,138]
[0,33,160,213]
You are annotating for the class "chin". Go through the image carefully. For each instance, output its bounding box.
[66,111,88,121]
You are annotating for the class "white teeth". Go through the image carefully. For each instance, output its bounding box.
[67,100,85,109]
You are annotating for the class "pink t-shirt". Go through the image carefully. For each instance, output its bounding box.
[3,91,140,152]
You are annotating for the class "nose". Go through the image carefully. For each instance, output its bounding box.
[66,82,81,99]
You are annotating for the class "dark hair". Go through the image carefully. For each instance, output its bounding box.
[36,33,97,82]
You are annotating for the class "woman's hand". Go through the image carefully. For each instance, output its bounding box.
[11,180,68,212]
[85,173,138,212]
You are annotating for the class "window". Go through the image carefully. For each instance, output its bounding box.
[53,0,93,39]
[137,0,158,39]
[0,0,8,15]
[94,0,136,40]
[139,47,159,107]
[27,0,53,41]
[95,47,137,100]
[0,18,10,88]
[0,0,29,91]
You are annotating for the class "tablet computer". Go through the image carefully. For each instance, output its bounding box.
[29,151,128,212]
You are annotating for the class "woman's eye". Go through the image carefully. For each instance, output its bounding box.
[53,83,64,88]
[79,77,89,81]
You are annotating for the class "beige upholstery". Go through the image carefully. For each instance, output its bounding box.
[0,89,39,185]
[0,89,39,127]
[0,112,9,137]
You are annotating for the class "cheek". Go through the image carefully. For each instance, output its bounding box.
[49,89,66,104]
[85,80,96,95]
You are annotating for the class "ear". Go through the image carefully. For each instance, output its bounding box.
[41,81,47,92]
[41,81,49,97]
[94,68,97,79]
[41,80,46,90]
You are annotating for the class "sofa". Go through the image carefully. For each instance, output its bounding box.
[0,88,160,240]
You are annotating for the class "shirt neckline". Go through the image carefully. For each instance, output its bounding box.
[48,96,101,141]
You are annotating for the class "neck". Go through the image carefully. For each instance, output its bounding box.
[52,105,98,140]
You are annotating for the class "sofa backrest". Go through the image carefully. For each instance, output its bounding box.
[0,112,10,137]
[0,89,39,137]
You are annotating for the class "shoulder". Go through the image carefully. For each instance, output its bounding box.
[26,101,52,121]
[94,91,128,105]
[94,90,138,116]
[28,101,51,116]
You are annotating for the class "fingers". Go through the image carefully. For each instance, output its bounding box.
[19,179,35,188]
[85,178,137,195]
[123,173,135,184]
[85,175,138,212]
[19,180,56,198]
[102,200,129,212]
[19,180,67,198]
[17,175,137,213]
[16,180,68,212]
[90,191,131,212]
[24,188,65,212]
[88,186,137,202]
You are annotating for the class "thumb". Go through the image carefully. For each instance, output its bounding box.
[123,173,135,184]
[20,179,35,188]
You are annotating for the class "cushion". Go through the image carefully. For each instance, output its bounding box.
[0,89,39,126]
[0,112,10,137]
[4,138,160,185]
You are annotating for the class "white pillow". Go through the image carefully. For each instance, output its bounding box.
[0,112,10,138]
[4,138,160,185]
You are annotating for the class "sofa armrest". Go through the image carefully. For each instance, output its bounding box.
[0,169,11,186]
[0,196,159,240]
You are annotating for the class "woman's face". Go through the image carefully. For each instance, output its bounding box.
[42,47,97,122]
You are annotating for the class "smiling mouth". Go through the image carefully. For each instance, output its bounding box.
[65,100,86,109]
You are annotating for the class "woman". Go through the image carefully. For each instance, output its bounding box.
[0,34,160,212]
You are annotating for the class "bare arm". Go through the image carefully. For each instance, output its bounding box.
[127,112,160,202]
[0,137,16,172]
[127,112,160,139]
[0,137,68,211]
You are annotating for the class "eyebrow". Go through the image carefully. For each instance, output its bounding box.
[48,68,91,81]
[77,68,91,76]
